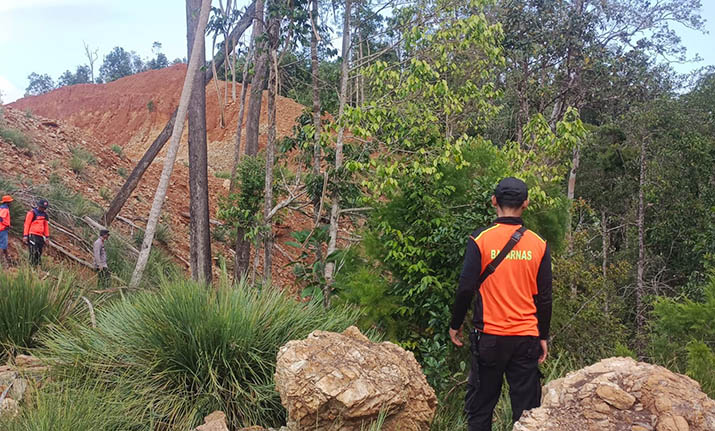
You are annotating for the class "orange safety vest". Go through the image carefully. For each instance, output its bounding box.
[472,223,547,337]
[0,205,9,231]
[24,208,50,238]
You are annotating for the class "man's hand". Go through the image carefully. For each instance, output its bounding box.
[22,237,28,245]
[449,326,464,347]
[538,339,548,364]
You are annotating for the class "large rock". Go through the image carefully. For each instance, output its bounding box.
[513,357,715,431]
[275,326,437,431]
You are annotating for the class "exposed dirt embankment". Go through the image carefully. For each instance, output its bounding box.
[10,64,306,173]
[0,106,301,286]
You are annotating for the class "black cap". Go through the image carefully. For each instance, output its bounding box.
[494,177,528,204]
[37,199,49,209]
[100,229,110,236]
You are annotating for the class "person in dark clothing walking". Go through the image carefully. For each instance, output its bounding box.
[449,177,552,431]
[93,229,111,288]
[23,199,50,267]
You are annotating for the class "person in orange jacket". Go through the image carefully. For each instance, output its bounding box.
[0,195,13,266]
[23,198,50,267]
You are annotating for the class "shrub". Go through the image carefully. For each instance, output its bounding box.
[650,272,715,396]
[111,144,123,156]
[0,269,78,359]
[117,167,127,178]
[0,383,142,431]
[69,154,86,174]
[69,145,97,165]
[147,100,155,112]
[42,278,360,428]
[0,127,30,149]
[99,186,111,201]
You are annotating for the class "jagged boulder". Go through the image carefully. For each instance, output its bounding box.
[513,357,715,431]
[275,326,437,431]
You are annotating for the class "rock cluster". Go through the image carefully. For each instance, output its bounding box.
[0,354,46,418]
[514,357,715,431]
[274,326,437,431]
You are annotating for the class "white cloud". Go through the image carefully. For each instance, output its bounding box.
[0,75,23,103]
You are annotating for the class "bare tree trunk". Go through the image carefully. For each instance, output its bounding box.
[263,26,279,285]
[102,1,255,226]
[83,41,98,83]
[130,0,212,289]
[229,40,254,195]
[235,0,267,278]
[187,0,213,284]
[602,208,609,314]
[211,35,226,129]
[310,0,322,215]
[244,0,268,156]
[323,0,351,307]
[567,144,580,297]
[636,139,648,358]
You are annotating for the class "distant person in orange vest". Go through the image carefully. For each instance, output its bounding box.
[449,177,552,431]
[93,229,111,288]
[23,199,50,267]
[0,195,14,266]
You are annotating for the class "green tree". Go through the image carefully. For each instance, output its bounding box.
[24,72,55,96]
[99,47,136,82]
[58,65,92,87]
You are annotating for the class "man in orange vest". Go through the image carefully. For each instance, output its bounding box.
[449,177,552,431]
[23,199,50,267]
[0,195,14,267]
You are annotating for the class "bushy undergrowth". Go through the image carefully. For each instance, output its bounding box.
[41,277,360,429]
[0,383,143,431]
[650,272,715,397]
[0,126,31,149]
[0,269,80,359]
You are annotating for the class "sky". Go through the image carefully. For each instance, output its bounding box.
[1,0,714,103]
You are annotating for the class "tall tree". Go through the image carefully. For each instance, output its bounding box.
[234,0,268,278]
[323,0,351,306]
[99,47,135,82]
[186,0,213,284]
[131,0,213,288]
[24,73,55,96]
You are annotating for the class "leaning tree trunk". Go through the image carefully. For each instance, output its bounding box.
[323,0,351,308]
[187,0,213,284]
[636,138,648,358]
[130,0,212,289]
[102,1,255,226]
[234,0,267,279]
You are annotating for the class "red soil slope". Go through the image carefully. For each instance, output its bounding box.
[10,64,306,173]
[0,106,302,286]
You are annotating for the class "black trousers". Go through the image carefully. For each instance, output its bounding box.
[28,234,45,267]
[465,332,542,431]
[96,268,111,289]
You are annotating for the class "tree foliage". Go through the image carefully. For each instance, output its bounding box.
[24,72,55,96]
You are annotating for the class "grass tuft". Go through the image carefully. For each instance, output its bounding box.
[42,277,360,429]
[0,127,30,149]
[0,269,80,359]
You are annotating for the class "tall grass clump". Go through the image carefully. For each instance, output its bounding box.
[0,127,30,149]
[0,269,79,359]
[0,382,143,431]
[42,277,360,429]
